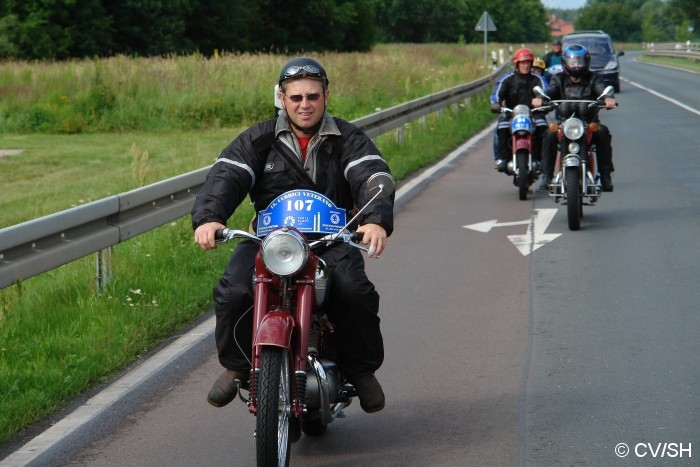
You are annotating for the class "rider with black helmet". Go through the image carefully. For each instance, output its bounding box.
[192,57,393,413]
[534,44,617,191]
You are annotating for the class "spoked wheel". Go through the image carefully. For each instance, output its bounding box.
[516,150,529,200]
[256,347,292,467]
[565,167,581,231]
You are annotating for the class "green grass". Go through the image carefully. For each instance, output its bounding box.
[0,43,489,135]
[0,129,242,227]
[0,44,495,448]
[637,54,700,72]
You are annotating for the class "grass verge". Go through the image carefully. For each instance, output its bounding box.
[637,54,700,73]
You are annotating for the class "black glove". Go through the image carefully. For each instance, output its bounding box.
[490,102,501,113]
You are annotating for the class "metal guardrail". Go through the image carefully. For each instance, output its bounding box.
[644,41,700,60]
[0,66,505,290]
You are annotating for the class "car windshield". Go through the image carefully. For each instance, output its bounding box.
[565,37,612,55]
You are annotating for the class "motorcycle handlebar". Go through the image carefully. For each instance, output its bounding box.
[214,227,365,248]
[532,99,617,114]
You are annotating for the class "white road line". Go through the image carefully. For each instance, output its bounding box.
[624,78,700,117]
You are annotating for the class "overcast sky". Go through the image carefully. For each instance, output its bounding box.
[541,0,587,8]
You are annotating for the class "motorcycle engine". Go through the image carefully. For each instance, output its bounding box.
[304,358,342,408]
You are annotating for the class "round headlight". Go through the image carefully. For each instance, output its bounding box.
[513,104,530,117]
[563,118,585,140]
[261,229,309,276]
[568,142,580,154]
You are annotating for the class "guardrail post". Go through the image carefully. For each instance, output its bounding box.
[397,125,404,145]
[96,247,112,293]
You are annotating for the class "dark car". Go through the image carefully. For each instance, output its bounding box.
[562,30,624,92]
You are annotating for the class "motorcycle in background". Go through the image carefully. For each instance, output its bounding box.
[499,104,541,200]
[533,85,616,230]
[215,173,394,467]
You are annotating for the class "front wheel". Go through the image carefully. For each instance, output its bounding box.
[256,347,292,467]
[516,150,528,200]
[565,167,581,231]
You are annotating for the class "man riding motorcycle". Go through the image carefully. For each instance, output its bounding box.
[192,57,394,414]
[491,48,548,173]
[534,44,617,191]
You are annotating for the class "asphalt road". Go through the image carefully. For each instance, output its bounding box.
[3,52,699,466]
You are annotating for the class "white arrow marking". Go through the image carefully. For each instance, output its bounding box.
[463,218,530,233]
[463,209,561,256]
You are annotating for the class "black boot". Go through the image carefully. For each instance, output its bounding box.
[600,172,613,192]
[207,369,248,407]
[350,374,385,413]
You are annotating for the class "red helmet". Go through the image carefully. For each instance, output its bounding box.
[513,48,535,65]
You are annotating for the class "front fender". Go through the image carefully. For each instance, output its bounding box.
[254,312,294,348]
[513,135,531,151]
[562,154,581,168]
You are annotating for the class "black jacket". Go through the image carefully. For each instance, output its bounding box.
[495,71,547,108]
[544,72,614,121]
[545,71,611,101]
[191,112,394,236]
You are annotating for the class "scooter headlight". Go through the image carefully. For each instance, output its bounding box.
[261,228,309,276]
[563,118,585,140]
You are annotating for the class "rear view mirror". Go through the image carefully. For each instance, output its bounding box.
[366,172,395,199]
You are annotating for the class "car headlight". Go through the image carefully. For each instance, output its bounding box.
[563,118,585,140]
[603,60,617,71]
[261,228,309,276]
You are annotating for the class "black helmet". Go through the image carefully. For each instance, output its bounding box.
[278,57,329,87]
[562,44,591,77]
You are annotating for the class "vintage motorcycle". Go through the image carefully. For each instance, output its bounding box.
[215,172,394,467]
[533,85,616,230]
[499,104,541,200]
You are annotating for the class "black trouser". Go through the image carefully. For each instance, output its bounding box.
[540,124,614,177]
[212,240,384,380]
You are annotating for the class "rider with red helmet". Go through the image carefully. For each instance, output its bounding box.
[491,48,548,172]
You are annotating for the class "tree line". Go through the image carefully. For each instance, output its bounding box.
[0,0,549,60]
[0,0,697,60]
[572,0,697,43]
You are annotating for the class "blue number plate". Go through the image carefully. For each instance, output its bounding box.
[511,115,533,133]
[256,190,347,236]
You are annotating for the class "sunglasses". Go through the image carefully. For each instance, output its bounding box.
[284,93,323,103]
[282,64,323,80]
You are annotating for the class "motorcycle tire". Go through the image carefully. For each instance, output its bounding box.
[565,167,582,231]
[256,347,293,467]
[516,150,529,201]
